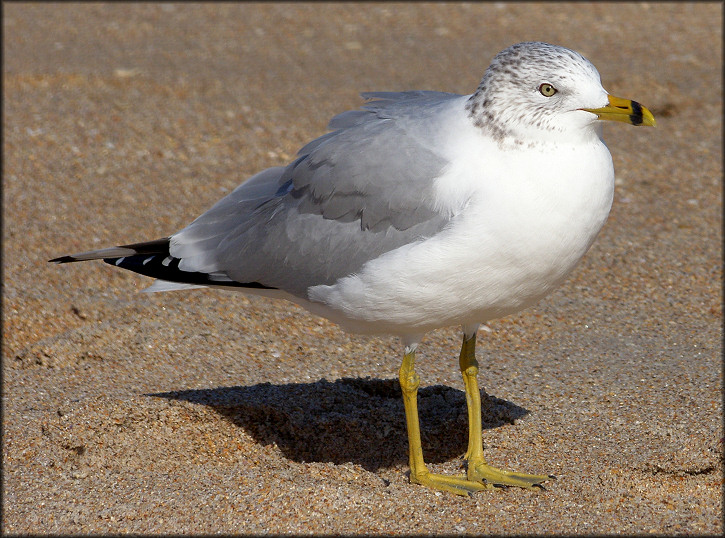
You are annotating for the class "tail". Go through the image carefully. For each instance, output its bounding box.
[50,238,274,291]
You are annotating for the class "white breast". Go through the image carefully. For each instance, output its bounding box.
[308,134,614,337]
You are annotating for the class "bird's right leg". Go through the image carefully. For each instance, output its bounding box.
[398,345,491,496]
[458,330,552,488]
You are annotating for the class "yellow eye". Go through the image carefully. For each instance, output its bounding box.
[539,83,557,97]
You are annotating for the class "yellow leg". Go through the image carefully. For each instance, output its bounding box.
[459,334,484,463]
[399,346,491,496]
[459,332,553,488]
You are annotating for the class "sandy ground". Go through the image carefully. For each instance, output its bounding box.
[3,2,722,535]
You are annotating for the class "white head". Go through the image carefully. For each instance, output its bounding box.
[466,42,654,145]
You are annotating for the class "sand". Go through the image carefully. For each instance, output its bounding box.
[3,2,722,534]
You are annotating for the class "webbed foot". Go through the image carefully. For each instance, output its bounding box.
[467,461,553,489]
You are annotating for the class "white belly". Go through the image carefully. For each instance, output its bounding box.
[308,140,614,336]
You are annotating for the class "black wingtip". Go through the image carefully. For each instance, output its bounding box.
[49,238,172,265]
[49,255,76,264]
[50,237,278,292]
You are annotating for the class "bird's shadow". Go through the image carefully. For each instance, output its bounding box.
[151,377,529,472]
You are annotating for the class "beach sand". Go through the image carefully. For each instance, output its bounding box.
[3,3,722,534]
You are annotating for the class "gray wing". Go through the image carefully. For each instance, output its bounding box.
[171,91,462,297]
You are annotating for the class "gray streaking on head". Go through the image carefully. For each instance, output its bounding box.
[51,42,655,495]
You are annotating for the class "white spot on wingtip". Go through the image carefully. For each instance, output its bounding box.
[143,256,154,265]
[115,257,125,265]
[161,256,173,266]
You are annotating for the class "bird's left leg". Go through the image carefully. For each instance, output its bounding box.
[459,328,552,488]
[398,344,490,495]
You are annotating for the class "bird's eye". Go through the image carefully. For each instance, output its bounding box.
[539,83,557,97]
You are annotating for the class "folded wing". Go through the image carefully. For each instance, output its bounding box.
[54,92,463,299]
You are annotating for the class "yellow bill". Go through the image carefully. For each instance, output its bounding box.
[581,94,656,127]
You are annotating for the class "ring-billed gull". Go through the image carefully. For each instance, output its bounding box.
[51,41,655,495]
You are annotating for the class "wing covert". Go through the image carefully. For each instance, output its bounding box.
[171,91,465,297]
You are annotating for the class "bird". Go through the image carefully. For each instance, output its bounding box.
[51,41,655,496]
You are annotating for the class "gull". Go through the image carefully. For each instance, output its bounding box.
[51,42,655,496]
